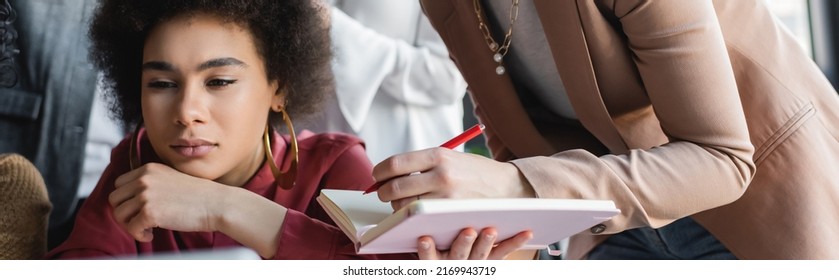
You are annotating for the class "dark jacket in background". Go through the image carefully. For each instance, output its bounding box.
[0,0,99,246]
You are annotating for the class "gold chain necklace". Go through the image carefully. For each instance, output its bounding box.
[473,0,520,75]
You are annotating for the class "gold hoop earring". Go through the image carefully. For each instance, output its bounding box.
[129,121,143,170]
[263,109,298,190]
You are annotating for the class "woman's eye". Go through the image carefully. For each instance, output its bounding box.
[207,79,237,87]
[147,81,177,89]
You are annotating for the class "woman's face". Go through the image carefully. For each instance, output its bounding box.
[141,14,282,186]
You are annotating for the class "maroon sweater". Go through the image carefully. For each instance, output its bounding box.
[47,129,414,260]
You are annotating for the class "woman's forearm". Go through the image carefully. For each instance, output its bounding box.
[215,186,287,259]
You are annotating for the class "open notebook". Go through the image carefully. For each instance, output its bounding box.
[316,189,620,254]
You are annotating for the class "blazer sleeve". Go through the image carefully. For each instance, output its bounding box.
[510,0,756,233]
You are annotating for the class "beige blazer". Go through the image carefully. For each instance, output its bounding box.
[421,0,839,259]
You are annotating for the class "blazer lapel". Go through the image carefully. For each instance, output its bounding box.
[533,0,629,154]
[445,0,556,158]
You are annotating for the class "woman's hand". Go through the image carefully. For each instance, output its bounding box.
[417,228,533,260]
[108,162,228,242]
[373,148,536,210]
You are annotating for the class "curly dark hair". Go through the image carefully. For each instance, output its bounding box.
[89,0,332,129]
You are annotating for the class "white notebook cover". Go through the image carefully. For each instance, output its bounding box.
[317,189,621,254]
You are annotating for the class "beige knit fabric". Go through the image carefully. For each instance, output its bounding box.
[0,153,52,259]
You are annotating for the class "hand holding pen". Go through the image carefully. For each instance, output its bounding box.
[369,123,536,258]
[364,124,485,194]
[371,122,535,209]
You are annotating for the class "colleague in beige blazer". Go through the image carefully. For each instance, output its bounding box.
[372,0,839,259]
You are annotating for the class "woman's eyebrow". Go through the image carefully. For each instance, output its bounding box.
[197,57,247,71]
[141,58,247,72]
[141,61,176,72]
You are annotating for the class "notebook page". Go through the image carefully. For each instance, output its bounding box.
[319,189,393,236]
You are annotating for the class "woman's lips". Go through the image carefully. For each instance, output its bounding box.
[171,139,217,158]
[171,145,216,157]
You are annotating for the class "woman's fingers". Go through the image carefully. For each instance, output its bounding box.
[468,227,498,260]
[416,228,531,260]
[447,228,478,260]
[488,230,533,260]
[416,236,439,260]
[108,180,139,207]
[375,148,462,203]
[372,149,439,183]
[377,172,436,204]
[125,208,157,242]
[111,196,143,225]
[389,194,422,211]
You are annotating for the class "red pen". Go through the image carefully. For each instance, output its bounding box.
[363,124,485,194]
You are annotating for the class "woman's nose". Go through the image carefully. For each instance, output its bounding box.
[173,84,208,127]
